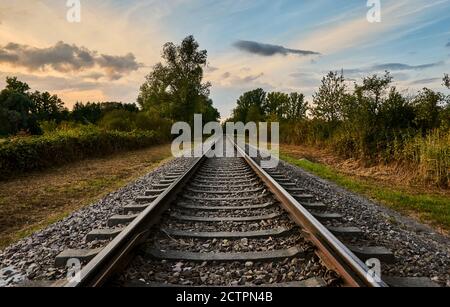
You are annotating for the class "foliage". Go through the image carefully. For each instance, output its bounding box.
[70,101,139,124]
[138,35,219,124]
[281,153,450,230]
[98,108,172,137]
[311,71,347,123]
[233,71,449,186]
[0,127,164,180]
[231,89,307,123]
[0,77,75,136]
[444,74,450,89]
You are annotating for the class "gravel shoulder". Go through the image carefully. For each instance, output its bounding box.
[0,157,194,287]
[277,158,450,286]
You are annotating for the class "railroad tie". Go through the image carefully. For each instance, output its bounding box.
[135,194,159,203]
[108,214,140,227]
[176,201,275,211]
[145,189,166,196]
[55,248,103,267]
[310,212,342,221]
[86,228,124,242]
[125,277,327,288]
[300,202,327,211]
[171,212,283,222]
[161,226,294,239]
[347,245,395,263]
[145,246,305,262]
[123,203,150,214]
[182,193,268,202]
[326,226,363,237]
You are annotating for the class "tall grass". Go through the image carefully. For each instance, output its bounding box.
[405,129,450,187]
[281,121,449,187]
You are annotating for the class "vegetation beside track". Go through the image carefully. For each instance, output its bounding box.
[280,151,450,234]
[0,144,172,250]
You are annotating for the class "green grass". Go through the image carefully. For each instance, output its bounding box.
[280,153,450,232]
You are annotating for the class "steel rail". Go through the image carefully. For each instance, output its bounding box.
[64,137,221,287]
[229,136,387,287]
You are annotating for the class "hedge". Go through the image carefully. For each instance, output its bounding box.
[0,128,166,180]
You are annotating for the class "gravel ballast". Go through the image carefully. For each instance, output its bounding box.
[0,157,194,287]
[274,158,450,287]
[1,148,449,287]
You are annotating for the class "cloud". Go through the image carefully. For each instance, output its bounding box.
[446,42,450,47]
[409,78,442,85]
[242,73,264,82]
[233,40,320,57]
[222,72,231,79]
[343,61,443,74]
[206,65,219,72]
[0,41,142,79]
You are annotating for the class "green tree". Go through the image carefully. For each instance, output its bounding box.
[264,92,289,119]
[138,35,219,123]
[30,91,67,122]
[311,71,347,123]
[444,74,450,89]
[286,92,308,120]
[355,71,393,113]
[412,88,444,133]
[0,77,40,135]
[232,88,266,122]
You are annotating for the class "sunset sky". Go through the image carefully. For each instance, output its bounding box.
[1,0,449,119]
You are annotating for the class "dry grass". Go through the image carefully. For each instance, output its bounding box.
[281,144,449,198]
[0,144,172,249]
[281,144,450,234]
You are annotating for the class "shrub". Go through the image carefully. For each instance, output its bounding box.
[0,127,164,180]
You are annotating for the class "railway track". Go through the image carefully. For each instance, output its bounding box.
[57,136,388,287]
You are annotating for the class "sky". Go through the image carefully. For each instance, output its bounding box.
[0,0,449,119]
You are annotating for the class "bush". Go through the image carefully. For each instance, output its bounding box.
[0,127,164,180]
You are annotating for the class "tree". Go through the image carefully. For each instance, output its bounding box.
[444,74,450,89]
[264,92,289,119]
[5,77,30,94]
[0,77,40,135]
[232,88,266,122]
[355,71,393,113]
[379,87,415,132]
[286,92,308,120]
[311,71,347,122]
[412,88,444,133]
[138,35,219,123]
[30,91,67,122]
[70,102,138,124]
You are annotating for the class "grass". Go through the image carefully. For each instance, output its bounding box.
[280,152,450,233]
[0,144,173,250]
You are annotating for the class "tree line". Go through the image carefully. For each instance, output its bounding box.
[0,36,220,137]
[229,72,449,185]
[0,76,140,136]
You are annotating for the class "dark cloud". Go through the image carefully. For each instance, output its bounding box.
[233,40,320,57]
[0,41,142,79]
[446,42,450,47]
[242,73,264,82]
[343,61,443,74]
[222,72,231,79]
